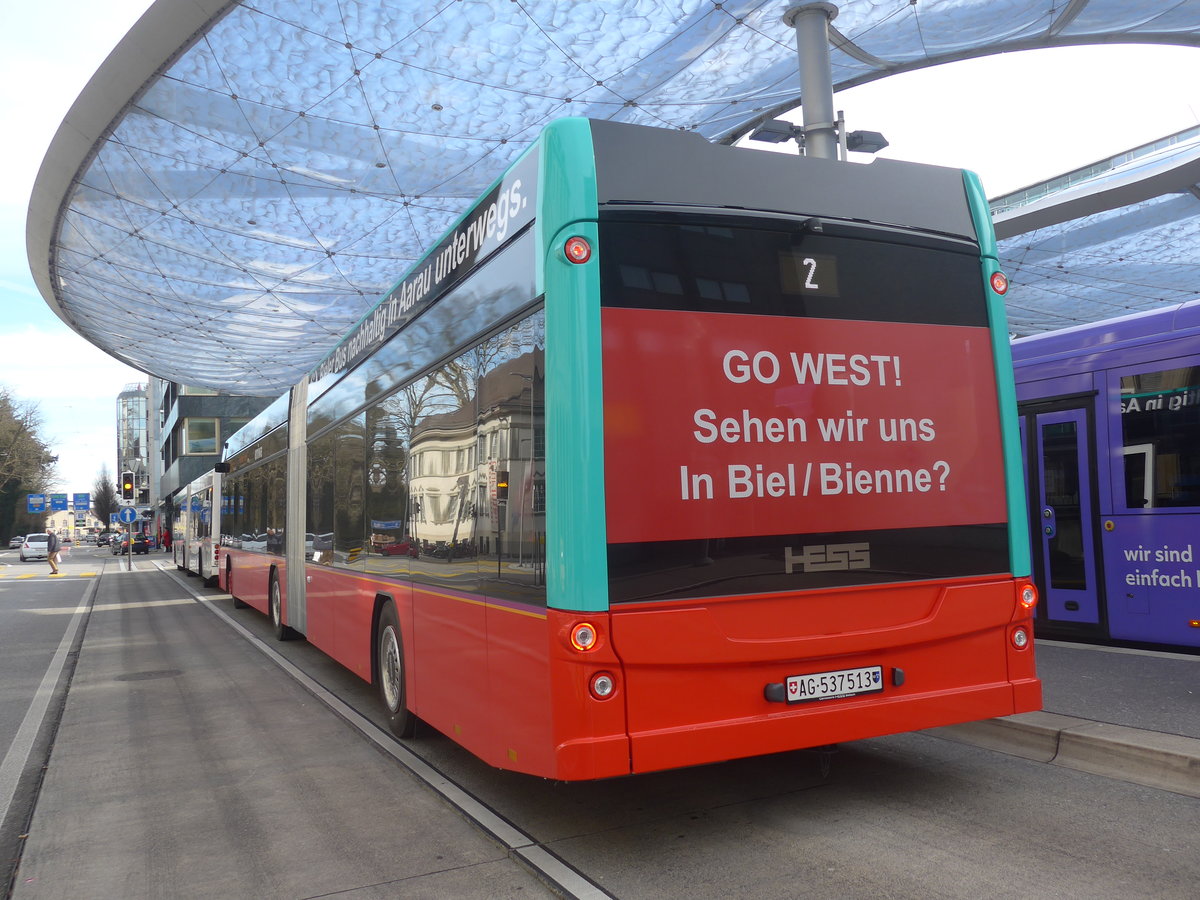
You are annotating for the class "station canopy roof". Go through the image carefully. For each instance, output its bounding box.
[28,0,1200,395]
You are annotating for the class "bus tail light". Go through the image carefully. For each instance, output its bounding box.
[1011,627,1030,650]
[1017,581,1038,612]
[570,622,598,652]
[590,672,616,699]
[990,270,1009,295]
[564,236,591,264]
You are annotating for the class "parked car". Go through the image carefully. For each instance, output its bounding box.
[97,533,111,546]
[380,539,420,558]
[9,535,23,549]
[112,534,148,555]
[20,533,50,561]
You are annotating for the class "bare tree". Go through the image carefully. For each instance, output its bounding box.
[0,388,55,539]
[92,464,119,532]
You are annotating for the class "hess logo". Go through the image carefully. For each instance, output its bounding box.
[784,542,871,574]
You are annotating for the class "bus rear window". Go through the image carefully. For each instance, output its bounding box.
[598,219,988,328]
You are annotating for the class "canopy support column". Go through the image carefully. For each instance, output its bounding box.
[784,3,839,160]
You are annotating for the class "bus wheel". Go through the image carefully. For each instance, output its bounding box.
[270,573,296,641]
[377,602,415,739]
[230,562,247,609]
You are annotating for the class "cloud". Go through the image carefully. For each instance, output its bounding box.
[0,324,142,401]
[0,1,157,207]
[0,277,45,301]
[0,323,144,492]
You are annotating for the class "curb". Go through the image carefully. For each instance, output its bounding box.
[928,712,1200,799]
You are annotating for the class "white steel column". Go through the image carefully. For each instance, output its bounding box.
[285,378,309,632]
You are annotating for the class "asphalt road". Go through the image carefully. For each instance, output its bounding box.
[0,546,103,890]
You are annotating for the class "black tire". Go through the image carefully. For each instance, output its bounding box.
[230,562,248,609]
[269,573,297,641]
[377,602,415,738]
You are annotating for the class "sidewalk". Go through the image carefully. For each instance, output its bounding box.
[11,564,556,899]
[931,639,1200,798]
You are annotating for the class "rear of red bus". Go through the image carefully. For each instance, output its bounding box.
[539,120,1040,779]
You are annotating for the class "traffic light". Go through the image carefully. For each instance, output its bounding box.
[121,471,135,501]
[496,470,509,501]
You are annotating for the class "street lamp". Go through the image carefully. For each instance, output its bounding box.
[846,129,889,153]
[748,113,889,160]
[748,119,800,144]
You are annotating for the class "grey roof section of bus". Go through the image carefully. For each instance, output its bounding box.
[589,119,980,244]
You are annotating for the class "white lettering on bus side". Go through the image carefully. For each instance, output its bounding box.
[692,408,807,444]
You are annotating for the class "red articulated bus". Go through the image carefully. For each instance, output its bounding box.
[218,118,1040,780]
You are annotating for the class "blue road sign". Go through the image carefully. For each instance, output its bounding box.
[117,507,139,525]
[50,493,69,511]
[27,494,46,513]
[73,492,91,509]
[109,513,119,525]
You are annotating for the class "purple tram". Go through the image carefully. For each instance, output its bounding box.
[1011,300,1200,651]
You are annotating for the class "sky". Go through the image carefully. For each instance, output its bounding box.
[1,1,157,495]
[2,1,1199,495]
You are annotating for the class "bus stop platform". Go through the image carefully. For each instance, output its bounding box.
[932,636,1200,798]
[8,562,1200,898]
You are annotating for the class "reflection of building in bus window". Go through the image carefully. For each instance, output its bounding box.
[267,459,286,547]
[408,368,477,551]
[466,325,546,591]
[333,417,366,564]
[307,432,335,564]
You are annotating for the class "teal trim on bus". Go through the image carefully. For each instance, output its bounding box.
[539,119,609,612]
[963,170,1032,578]
[962,170,998,260]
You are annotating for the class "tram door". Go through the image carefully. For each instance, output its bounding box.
[1022,405,1104,632]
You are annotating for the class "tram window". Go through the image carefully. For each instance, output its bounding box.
[1120,365,1200,508]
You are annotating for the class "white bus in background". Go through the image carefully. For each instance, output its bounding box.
[172,469,222,586]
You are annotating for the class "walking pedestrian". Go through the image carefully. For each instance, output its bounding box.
[47,530,60,575]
